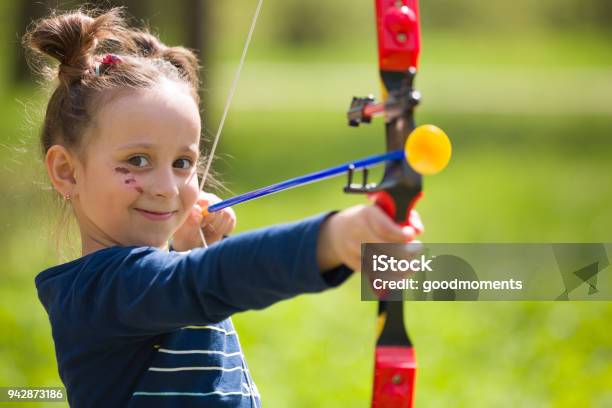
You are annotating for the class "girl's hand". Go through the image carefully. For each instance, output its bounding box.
[171,192,237,251]
[316,205,423,272]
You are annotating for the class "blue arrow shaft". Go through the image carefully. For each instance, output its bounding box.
[207,149,404,213]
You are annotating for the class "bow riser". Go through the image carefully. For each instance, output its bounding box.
[371,1,421,407]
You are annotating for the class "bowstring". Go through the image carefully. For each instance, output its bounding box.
[198,0,264,249]
[197,3,265,406]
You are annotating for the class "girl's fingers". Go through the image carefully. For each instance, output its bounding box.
[371,206,424,243]
[190,205,204,225]
[197,192,221,209]
[201,208,236,242]
[401,226,418,243]
[205,217,226,236]
[364,206,422,244]
[367,206,405,240]
[408,210,424,235]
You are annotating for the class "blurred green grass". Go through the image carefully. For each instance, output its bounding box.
[3,104,611,407]
[1,5,612,407]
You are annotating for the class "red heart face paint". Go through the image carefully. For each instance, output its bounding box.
[114,166,144,193]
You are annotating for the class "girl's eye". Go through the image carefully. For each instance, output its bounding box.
[127,156,150,168]
[174,158,193,170]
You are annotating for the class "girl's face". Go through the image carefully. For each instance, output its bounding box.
[73,80,201,253]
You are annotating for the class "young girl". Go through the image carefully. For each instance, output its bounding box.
[25,7,421,407]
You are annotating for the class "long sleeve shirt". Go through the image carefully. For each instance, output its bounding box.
[35,213,352,407]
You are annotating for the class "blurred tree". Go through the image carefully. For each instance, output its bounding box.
[272,0,349,47]
[184,0,211,108]
[592,0,612,29]
[421,0,612,34]
[13,0,50,82]
[544,0,612,32]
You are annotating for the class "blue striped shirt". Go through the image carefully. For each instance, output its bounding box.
[35,214,352,407]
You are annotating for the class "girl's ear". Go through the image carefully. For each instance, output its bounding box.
[45,145,78,198]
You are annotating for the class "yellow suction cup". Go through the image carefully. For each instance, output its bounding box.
[405,124,452,175]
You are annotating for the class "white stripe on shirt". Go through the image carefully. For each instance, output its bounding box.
[182,325,236,335]
[133,391,257,398]
[158,348,243,357]
[148,366,247,373]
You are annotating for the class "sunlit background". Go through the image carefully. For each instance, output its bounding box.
[1,0,611,406]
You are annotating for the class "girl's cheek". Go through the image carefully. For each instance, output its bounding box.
[114,166,143,194]
[184,171,200,204]
[183,185,199,208]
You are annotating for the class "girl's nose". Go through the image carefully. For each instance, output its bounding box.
[149,169,180,198]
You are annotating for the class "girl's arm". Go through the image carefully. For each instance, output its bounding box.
[37,213,352,338]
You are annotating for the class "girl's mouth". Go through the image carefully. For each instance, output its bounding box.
[134,208,176,221]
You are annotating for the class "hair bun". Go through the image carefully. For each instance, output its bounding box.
[128,30,200,89]
[23,7,131,85]
[129,30,164,57]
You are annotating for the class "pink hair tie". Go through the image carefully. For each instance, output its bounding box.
[92,54,122,76]
[101,54,121,65]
